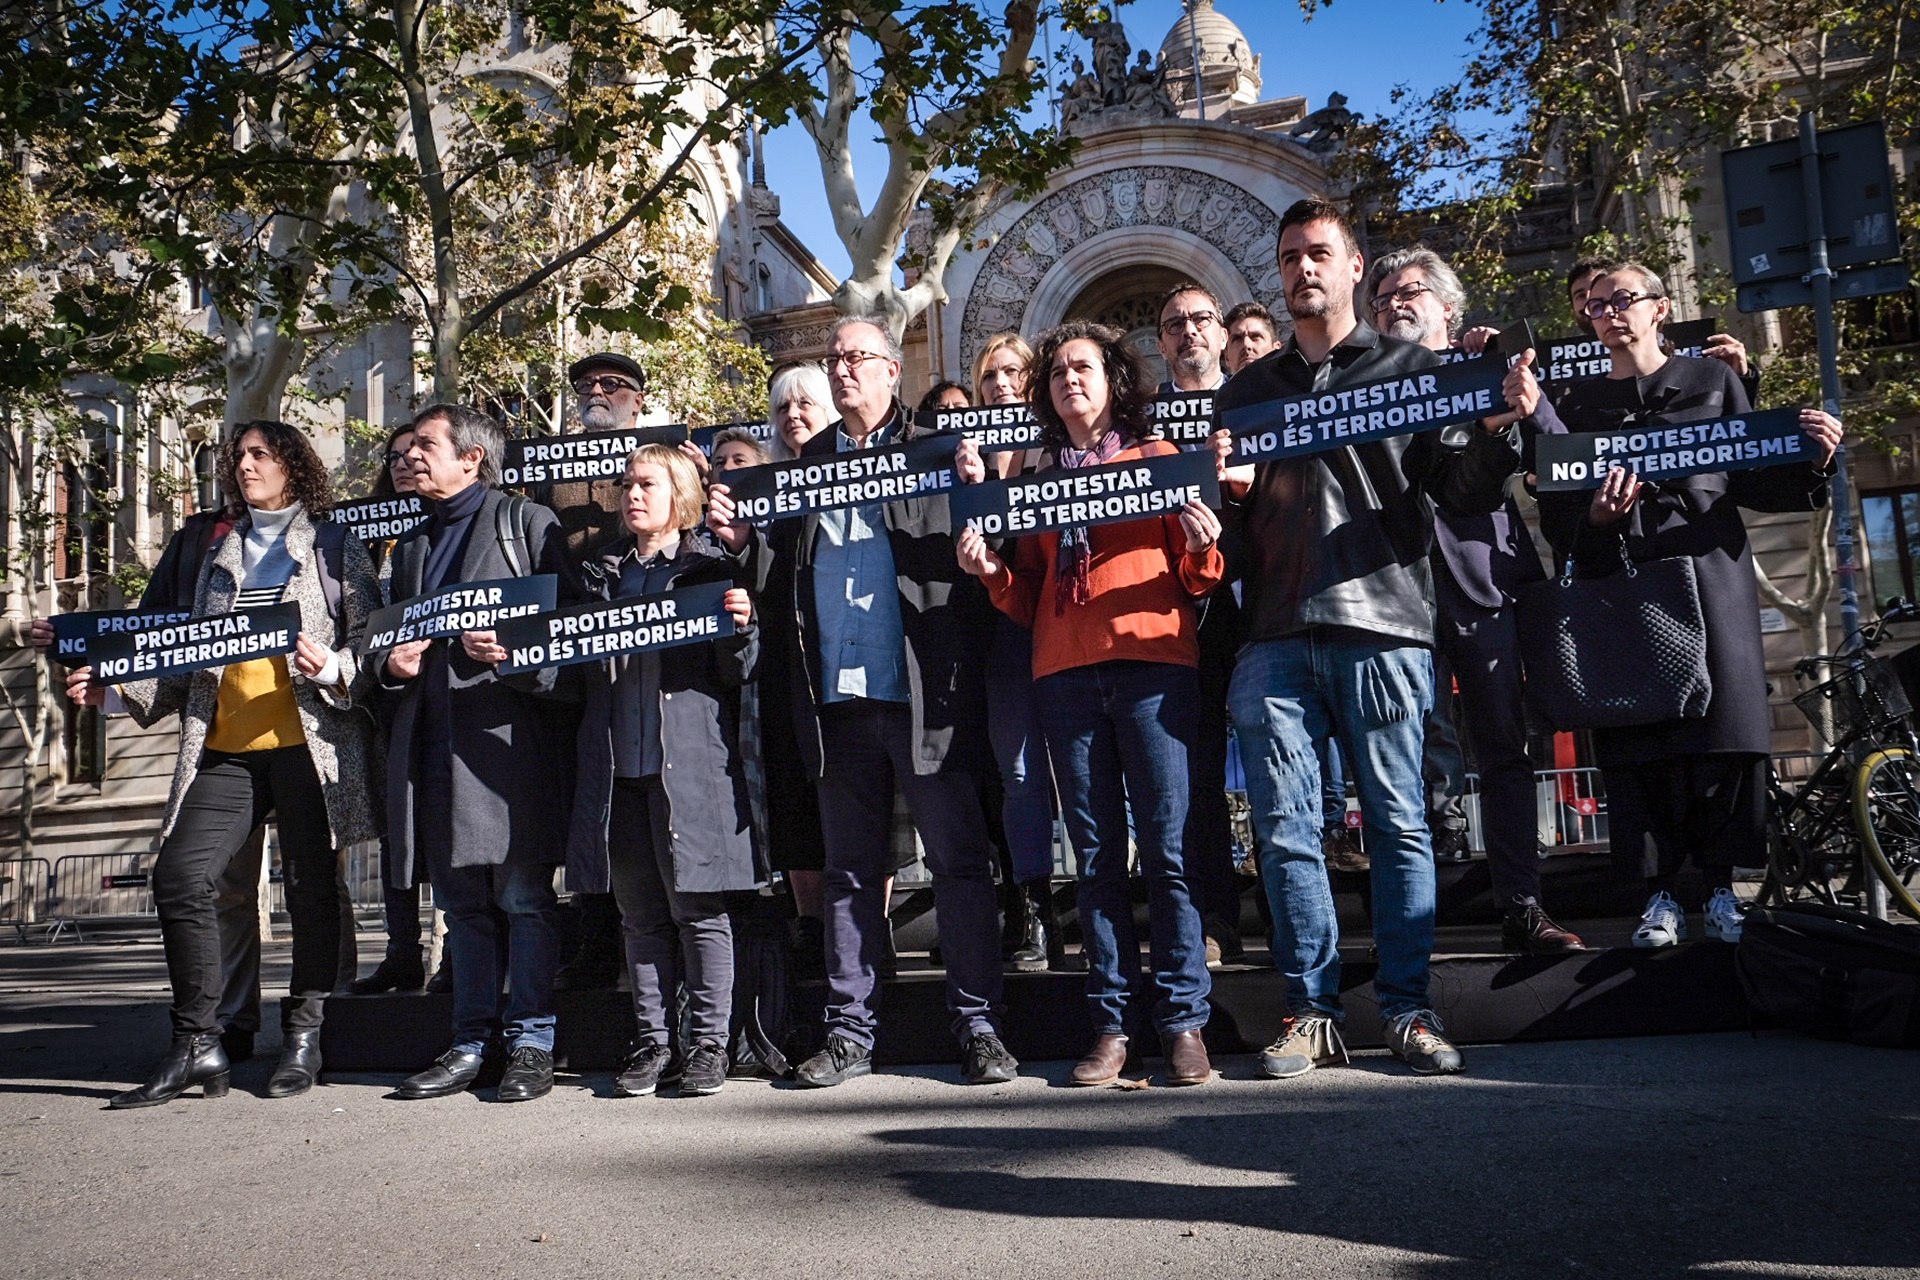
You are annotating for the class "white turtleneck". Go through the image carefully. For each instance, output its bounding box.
[236,503,341,687]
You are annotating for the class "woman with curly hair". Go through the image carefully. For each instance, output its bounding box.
[67,420,383,1107]
[955,321,1222,1086]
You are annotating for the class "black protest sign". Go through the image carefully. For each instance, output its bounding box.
[1149,390,1217,446]
[1221,356,1507,465]
[495,581,735,675]
[329,494,428,546]
[362,575,558,651]
[948,450,1220,538]
[1534,408,1807,492]
[87,605,302,684]
[48,609,194,668]
[1539,318,1720,383]
[499,425,691,487]
[923,403,1040,454]
[690,422,775,458]
[720,434,960,522]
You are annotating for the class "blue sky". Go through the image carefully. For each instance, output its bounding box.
[757,0,1488,279]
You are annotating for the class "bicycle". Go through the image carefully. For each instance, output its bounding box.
[1762,600,1920,921]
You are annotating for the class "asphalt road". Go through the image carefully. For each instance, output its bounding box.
[2,941,1916,1280]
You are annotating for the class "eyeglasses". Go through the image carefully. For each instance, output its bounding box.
[1158,310,1219,335]
[1584,290,1662,319]
[384,451,409,467]
[1368,281,1433,314]
[823,350,890,372]
[574,375,642,395]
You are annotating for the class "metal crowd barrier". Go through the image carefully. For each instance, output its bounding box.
[44,853,159,940]
[1,857,54,942]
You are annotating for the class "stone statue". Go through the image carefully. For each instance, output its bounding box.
[1088,15,1131,106]
[1289,92,1355,153]
[1059,55,1099,123]
[1125,50,1178,117]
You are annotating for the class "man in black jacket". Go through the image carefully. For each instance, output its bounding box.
[713,316,1014,1089]
[1212,198,1536,1081]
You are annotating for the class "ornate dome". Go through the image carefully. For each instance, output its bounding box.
[1158,0,1258,79]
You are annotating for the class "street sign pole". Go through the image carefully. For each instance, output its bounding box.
[1798,111,1886,920]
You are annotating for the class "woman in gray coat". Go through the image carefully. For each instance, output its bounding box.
[66,420,381,1107]
[568,443,761,1098]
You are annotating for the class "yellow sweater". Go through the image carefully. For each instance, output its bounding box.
[207,656,306,752]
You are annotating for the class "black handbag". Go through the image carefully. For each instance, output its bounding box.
[1514,532,1712,731]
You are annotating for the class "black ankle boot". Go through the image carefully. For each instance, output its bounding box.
[1008,881,1053,973]
[349,948,426,995]
[109,1034,230,1110]
[267,1029,324,1098]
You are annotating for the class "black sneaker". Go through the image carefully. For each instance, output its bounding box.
[795,1033,873,1089]
[680,1041,728,1096]
[961,1032,1018,1085]
[613,1042,682,1097]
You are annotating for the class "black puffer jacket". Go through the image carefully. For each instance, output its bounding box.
[1216,321,1522,646]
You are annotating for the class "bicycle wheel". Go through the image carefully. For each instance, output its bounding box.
[1850,748,1920,921]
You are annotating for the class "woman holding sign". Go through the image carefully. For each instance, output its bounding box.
[955,321,1223,1086]
[568,443,761,1098]
[1540,261,1842,950]
[66,420,381,1108]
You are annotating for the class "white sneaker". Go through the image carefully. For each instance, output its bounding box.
[1632,891,1686,947]
[1703,887,1746,943]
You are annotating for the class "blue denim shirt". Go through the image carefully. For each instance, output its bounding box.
[813,423,908,704]
[609,545,678,777]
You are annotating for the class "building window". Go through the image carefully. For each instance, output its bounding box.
[193,443,219,513]
[61,699,105,787]
[1860,486,1920,605]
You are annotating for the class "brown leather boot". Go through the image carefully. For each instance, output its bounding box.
[1070,1033,1132,1086]
[1161,1028,1212,1086]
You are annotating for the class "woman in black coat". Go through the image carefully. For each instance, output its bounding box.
[567,443,761,1099]
[1539,261,1842,949]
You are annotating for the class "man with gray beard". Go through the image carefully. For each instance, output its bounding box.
[1362,246,1582,955]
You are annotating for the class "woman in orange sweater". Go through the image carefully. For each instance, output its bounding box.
[955,320,1223,1087]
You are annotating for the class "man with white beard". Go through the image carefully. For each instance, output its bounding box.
[1362,246,1583,956]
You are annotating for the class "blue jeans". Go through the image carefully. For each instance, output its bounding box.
[431,858,561,1055]
[985,614,1057,884]
[1229,632,1437,1021]
[1036,660,1211,1036]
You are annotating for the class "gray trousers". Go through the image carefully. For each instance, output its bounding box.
[607,777,733,1048]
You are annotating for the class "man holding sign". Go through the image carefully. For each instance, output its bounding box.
[1209,198,1537,1081]
[709,315,1013,1090]
[383,405,581,1104]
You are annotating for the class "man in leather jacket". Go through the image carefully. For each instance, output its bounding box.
[1211,197,1537,1081]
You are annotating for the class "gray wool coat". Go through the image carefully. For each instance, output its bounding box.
[379,486,581,887]
[119,505,384,850]
[566,533,764,896]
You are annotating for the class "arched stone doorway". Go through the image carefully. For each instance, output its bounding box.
[1062,264,1191,384]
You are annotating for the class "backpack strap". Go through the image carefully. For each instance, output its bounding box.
[495,492,531,578]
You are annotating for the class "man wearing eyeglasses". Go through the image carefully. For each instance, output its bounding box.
[1156,284,1247,969]
[714,315,1013,1090]
[1211,197,1542,1082]
[1364,246,1584,957]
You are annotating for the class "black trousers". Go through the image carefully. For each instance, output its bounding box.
[152,747,340,1037]
[1603,754,1766,899]
[1184,593,1242,928]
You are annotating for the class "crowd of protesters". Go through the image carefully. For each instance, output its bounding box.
[36,196,1843,1106]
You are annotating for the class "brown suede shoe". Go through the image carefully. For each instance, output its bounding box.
[1161,1028,1212,1086]
[1070,1034,1132,1086]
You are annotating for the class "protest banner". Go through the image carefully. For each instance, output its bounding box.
[47,609,194,668]
[948,450,1220,537]
[362,575,557,651]
[690,422,775,456]
[921,403,1040,454]
[329,494,428,545]
[719,434,959,521]
[87,605,302,684]
[1150,389,1217,446]
[1534,408,1808,491]
[495,581,736,674]
[1221,356,1507,464]
[499,425,690,487]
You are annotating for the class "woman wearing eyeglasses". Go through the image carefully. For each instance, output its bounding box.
[955,321,1221,1087]
[1538,261,1842,951]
